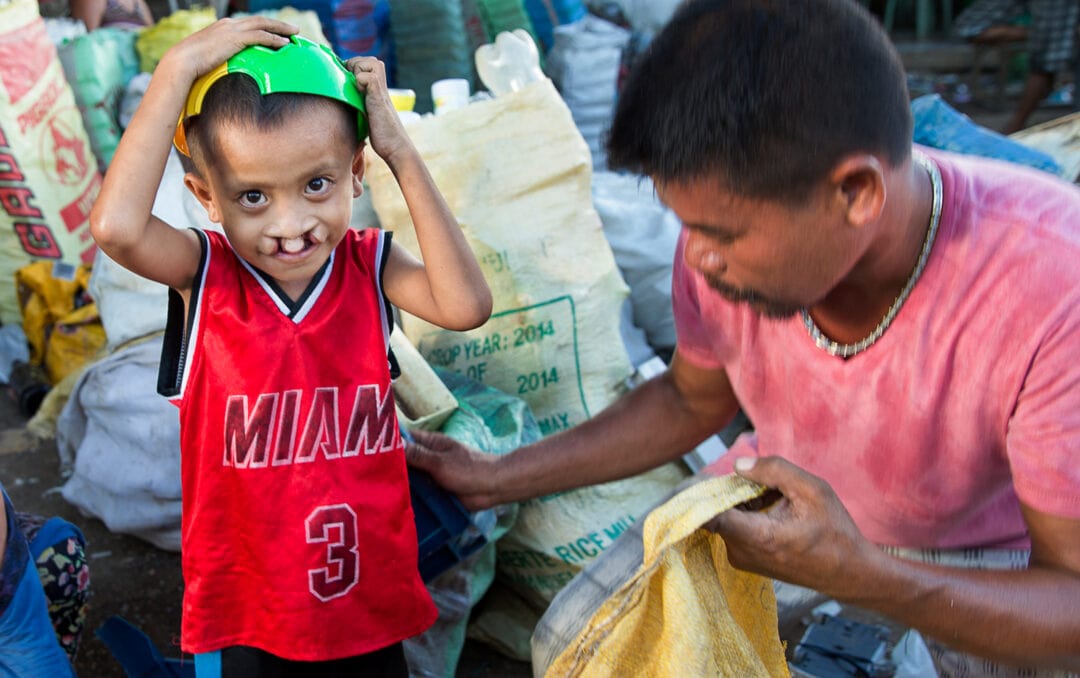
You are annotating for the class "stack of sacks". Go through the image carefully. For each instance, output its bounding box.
[603,0,681,34]
[244,0,391,62]
[474,0,538,49]
[56,27,140,171]
[389,0,474,112]
[522,0,586,51]
[544,14,629,168]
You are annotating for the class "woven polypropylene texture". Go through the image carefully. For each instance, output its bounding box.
[544,474,790,677]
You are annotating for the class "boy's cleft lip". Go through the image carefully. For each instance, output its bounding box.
[274,230,320,258]
[281,236,306,254]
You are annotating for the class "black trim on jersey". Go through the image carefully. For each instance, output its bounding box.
[157,229,209,397]
[253,258,331,319]
[380,232,401,380]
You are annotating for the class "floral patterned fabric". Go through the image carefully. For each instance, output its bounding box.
[16,512,91,661]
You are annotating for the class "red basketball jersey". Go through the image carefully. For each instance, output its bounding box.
[158,228,436,660]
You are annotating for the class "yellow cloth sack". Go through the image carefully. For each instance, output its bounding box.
[16,260,105,383]
[545,475,790,677]
[43,301,106,384]
[134,7,217,73]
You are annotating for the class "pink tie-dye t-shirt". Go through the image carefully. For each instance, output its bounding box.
[678,149,1080,550]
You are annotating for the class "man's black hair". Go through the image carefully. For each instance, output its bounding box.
[184,73,359,171]
[606,0,912,203]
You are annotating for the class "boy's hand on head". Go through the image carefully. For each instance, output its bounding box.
[347,56,414,164]
[160,16,298,82]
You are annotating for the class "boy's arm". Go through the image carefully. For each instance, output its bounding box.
[349,57,493,331]
[90,17,297,293]
[380,151,492,330]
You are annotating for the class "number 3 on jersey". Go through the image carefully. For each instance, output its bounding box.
[306,504,359,601]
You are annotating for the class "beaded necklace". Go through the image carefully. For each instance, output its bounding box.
[801,152,942,358]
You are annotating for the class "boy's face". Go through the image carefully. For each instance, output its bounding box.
[184,101,364,300]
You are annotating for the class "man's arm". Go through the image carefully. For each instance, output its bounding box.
[407,351,741,510]
[69,0,107,30]
[1002,71,1053,134]
[709,457,1080,670]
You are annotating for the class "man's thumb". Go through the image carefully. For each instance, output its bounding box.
[732,455,802,494]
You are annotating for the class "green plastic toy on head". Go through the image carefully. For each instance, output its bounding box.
[174,34,367,156]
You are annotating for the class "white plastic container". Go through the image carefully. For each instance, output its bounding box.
[431,77,470,115]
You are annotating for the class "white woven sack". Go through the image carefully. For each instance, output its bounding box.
[365,79,687,608]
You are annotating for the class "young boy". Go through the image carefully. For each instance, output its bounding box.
[89,16,492,677]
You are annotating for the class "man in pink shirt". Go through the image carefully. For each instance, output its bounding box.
[408,0,1080,671]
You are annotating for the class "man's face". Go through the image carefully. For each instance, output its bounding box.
[186,102,363,300]
[656,175,862,318]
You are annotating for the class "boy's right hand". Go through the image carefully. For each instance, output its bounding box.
[158,16,298,84]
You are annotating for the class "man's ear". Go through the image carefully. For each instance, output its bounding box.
[352,144,366,198]
[183,172,222,224]
[829,154,885,230]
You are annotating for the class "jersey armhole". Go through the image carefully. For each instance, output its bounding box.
[157,229,210,398]
[377,231,401,380]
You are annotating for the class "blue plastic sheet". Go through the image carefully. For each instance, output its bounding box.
[911,94,1062,175]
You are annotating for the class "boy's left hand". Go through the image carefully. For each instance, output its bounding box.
[346,57,413,163]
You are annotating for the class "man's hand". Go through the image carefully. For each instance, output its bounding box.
[709,457,1080,669]
[706,456,882,598]
[405,430,501,511]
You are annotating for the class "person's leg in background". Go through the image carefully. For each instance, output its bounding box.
[1002,0,1079,132]
[954,0,1078,133]
[954,0,1027,43]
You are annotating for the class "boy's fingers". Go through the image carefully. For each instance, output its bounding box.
[347,56,380,70]
[209,17,296,50]
[228,15,299,35]
[251,22,297,46]
[347,57,386,83]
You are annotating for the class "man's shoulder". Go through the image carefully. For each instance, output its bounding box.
[928,154,1080,358]
[938,150,1080,229]
[935,151,1080,277]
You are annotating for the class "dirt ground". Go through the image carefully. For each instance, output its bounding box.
[0,386,530,678]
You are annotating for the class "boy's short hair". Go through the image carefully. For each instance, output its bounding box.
[183,73,360,171]
[606,0,913,203]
